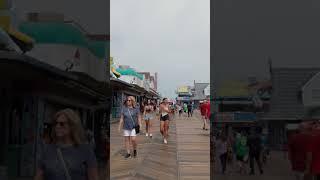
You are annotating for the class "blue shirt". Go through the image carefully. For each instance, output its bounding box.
[37,143,97,180]
[121,106,140,130]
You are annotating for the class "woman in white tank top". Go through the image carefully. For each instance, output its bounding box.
[160,98,170,144]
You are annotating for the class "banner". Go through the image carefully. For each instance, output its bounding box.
[215,112,256,122]
[177,86,189,93]
[176,96,190,101]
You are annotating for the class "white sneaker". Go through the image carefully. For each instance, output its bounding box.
[146,133,149,137]
[149,134,153,137]
[164,139,167,144]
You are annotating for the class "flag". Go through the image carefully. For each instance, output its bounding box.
[74,48,80,66]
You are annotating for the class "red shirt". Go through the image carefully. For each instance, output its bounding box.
[288,132,308,172]
[200,104,206,116]
[205,102,210,119]
[306,131,320,174]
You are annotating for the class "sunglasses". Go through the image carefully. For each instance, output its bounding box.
[127,99,132,102]
[54,121,68,127]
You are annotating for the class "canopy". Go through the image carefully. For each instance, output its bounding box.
[1,15,34,52]
[19,22,108,58]
[116,67,143,80]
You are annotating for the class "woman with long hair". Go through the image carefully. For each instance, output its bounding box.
[34,108,98,180]
[118,96,142,158]
[159,98,171,144]
[143,99,154,138]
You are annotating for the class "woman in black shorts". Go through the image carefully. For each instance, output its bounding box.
[160,98,170,144]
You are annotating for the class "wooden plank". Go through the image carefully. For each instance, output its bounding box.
[176,112,210,180]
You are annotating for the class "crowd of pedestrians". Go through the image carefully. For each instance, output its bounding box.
[288,120,320,180]
[117,96,175,160]
[214,128,267,176]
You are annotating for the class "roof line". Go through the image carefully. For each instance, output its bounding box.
[272,67,320,70]
[302,71,320,92]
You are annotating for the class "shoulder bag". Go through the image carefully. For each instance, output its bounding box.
[128,108,140,134]
[57,148,72,180]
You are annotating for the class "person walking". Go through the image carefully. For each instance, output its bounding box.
[143,100,154,138]
[187,103,193,117]
[177,104,183,117]
[204,99,211,127]
[160,98,171,144]
[261,132,269,165]
[216,135,228,174]
[305,121,320,180]
[200,101,208,130]
[118,96,142,159]
[288,122,312,180]
[235,133,249,174]
[170,103,176,119]
[34,109,98,180]
[247,128,264,175]
[183,103,188,114]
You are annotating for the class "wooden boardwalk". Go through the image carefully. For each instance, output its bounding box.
[176,112,210,180]
[110,111,210,180]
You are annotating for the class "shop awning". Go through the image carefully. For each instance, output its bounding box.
[0,51,110,99]
[7,27,34,44]
[7,27,34,52]
[1,14,34,52]
[19,22,108,58]
[116,67,143,80]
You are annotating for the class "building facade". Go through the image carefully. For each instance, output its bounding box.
[261,68,320,148]
[0,11,110,178]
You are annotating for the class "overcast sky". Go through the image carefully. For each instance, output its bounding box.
[111,0,210,99]
[213,0,320,87]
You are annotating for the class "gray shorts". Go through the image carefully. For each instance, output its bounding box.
[144,113,153,120]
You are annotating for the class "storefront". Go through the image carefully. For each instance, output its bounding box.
[0,52,110,178]
[213,112,257,136]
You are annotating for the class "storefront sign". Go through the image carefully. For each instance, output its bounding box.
[215,112,234,122]
[234,112,256,121]
[177,86,189,93]
[215,112,256,122]
[176,96,190,101]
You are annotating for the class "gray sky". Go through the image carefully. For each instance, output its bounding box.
[111,0,210,99]
[213,0,320,87]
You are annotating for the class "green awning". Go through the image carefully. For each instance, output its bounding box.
[116,67,143,80]
[19,22,108,58]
